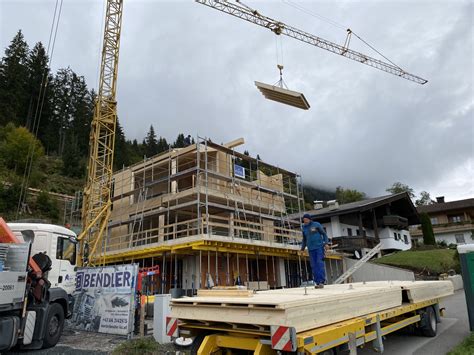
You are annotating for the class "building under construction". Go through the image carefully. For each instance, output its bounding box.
[96,137,342,294]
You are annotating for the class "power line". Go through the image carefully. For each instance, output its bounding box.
[16,0,64,219]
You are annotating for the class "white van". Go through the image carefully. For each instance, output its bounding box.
[7,223,78,295]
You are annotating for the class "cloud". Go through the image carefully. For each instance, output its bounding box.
[1,0,472,201]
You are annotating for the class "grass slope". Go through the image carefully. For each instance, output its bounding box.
[448,333,474,355]
[373,249,457,274]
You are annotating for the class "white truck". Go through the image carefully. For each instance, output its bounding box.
[0,219,77,351]
[7,223,78,295]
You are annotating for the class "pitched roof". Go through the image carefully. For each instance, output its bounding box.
[291,192,419,224]
[417,198,474,214]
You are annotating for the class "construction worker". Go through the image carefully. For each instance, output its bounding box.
[300,213,329,288]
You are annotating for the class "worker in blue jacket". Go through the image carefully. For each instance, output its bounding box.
[300,213,329,288]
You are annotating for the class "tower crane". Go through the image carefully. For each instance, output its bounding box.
[78,0,427,265]
[77,0,123,265]
[195,0,427,85]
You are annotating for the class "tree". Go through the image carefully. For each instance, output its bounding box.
[36,191,59,221]
[0,123,44,174]
[415,191,433,206]
[386,182,415,199]
[25,42,52,137]
[144,125,158,157]
[49,67,92,156]
[61,134,85,177]
[0,30,30,126]
[335,186,366,204]
[113,118,129,170]
[157,137,169,154]
[419,212,436,245]
[172,133,186,148]
[0,183,22,216]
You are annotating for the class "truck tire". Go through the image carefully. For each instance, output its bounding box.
[42,303,65,348]
[420,306,437,337]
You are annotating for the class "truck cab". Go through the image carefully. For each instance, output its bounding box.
[7,223,78,296]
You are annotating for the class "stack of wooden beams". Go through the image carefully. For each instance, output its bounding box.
[170,281,453,332]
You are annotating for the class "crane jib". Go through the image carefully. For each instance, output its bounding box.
[195,0,428,85]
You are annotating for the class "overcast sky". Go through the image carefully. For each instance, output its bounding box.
[1,0,472,201]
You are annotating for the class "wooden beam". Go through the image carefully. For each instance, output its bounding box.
[223,138,245,149]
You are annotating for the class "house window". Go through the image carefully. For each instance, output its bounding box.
[356,229,360,236]
[430,217,438,225]
[347,228,353,237]
[404,235,408,244]
[449,215,463,223]
[455,234,465,244]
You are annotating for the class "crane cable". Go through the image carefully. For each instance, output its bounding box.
[280,0,403,70]
[16,0,64,219]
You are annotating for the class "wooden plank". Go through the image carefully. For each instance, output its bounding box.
[197,289,254,298]
[223,138,245,149]
[351,281,454,303]
[171,284,401,332]
[171,281,453,332]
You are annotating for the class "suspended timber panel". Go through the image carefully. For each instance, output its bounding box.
[255,81,310,110]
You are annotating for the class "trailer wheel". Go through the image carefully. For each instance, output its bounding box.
[43,303,65,348]
[174,334,205,355]
[420,306,437,337]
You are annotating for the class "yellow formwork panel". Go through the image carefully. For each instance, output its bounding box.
[101,239,343,264]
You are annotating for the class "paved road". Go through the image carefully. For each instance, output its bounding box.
[359,290,470,355]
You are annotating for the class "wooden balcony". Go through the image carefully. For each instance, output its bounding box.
[331,236,378,251]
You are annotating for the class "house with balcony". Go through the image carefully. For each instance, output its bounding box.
[410,196,474,245]
[297,192,419,255]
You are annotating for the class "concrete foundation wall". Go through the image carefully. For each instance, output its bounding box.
[345,257,415,282]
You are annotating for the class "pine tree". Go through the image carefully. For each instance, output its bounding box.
[25,42,52,136]
[420,212,436,245]
[144,125,158,157]
[49,67,92,156]
[173,133,186,148]
[114,118,128,170]
[0,30,30,126]
[157,137,169,154]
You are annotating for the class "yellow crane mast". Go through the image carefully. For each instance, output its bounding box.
[78,0,123,265]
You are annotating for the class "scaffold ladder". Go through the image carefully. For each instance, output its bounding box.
[334,243,382,284]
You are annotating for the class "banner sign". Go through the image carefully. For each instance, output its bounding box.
[234,164,245,179]
[71,264,138,335]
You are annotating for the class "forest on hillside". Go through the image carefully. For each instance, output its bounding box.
[0,30,341,222]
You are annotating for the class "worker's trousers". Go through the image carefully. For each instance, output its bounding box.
[308,247,326,285]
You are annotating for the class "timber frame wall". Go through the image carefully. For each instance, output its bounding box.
[95,137,342,293]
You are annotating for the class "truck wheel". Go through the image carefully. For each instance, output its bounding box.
[42,303,65,348]
[420,306,437,337]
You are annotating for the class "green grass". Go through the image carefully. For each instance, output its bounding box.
[448,333,474,355]
[112,337,175,355]
[373,249,457,274]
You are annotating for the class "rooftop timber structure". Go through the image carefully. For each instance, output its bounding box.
[99,138,341,293]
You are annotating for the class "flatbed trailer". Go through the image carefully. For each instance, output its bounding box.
[168,297,443,354]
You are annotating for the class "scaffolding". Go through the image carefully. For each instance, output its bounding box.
[71,137,343,293]
[104,137,305,255]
